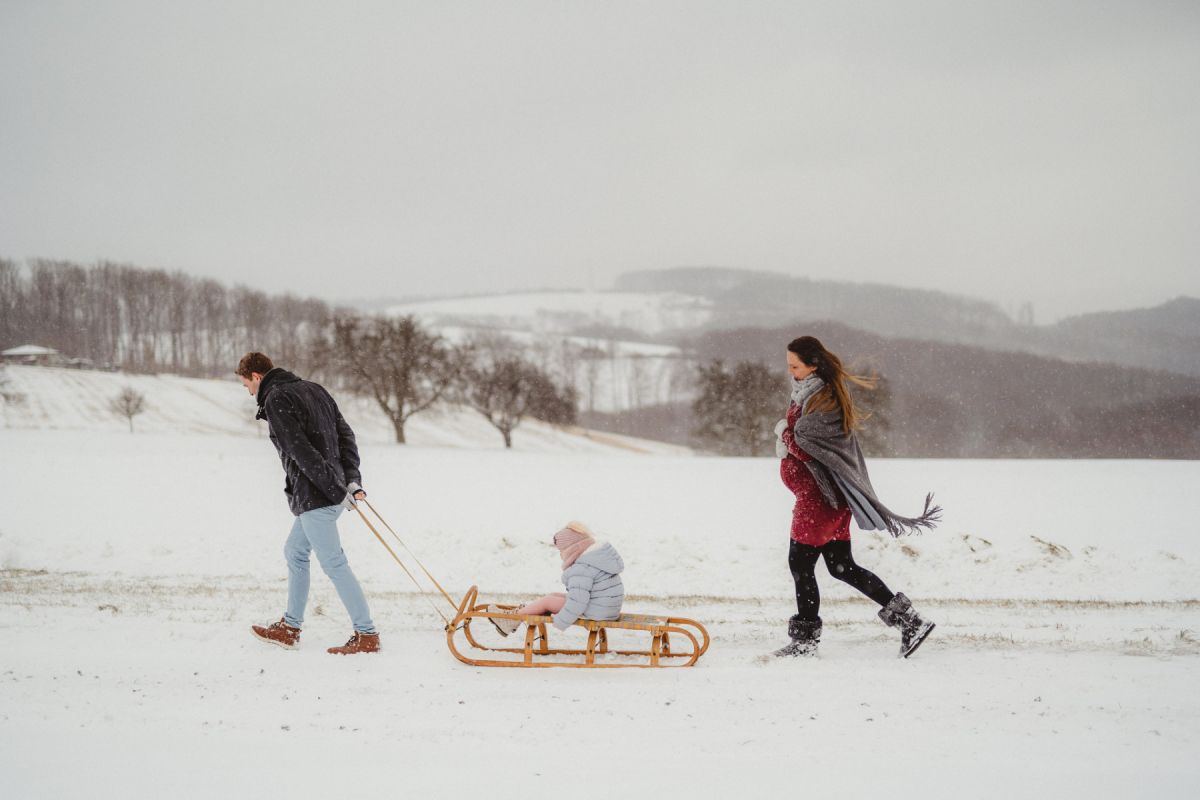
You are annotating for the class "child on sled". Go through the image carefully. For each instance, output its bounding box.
[492,521,625,635]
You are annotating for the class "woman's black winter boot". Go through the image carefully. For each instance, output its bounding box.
[878,592,935,658]
[773,615,822,658]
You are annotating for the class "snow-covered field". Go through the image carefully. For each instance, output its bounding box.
[0,365,689,454]
[1,367,1197,798]
[2,418,1198,798]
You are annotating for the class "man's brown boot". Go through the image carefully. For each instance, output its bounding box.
[327,631,381,655]
[251,618,301,650]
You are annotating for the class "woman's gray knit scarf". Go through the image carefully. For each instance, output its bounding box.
[787,378,941,537]
[790,373,826,410]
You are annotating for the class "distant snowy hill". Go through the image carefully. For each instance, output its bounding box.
[1044,296,1200,376]
[381,291,704,413]
[0,365,690,455]
[619,267,1200,377]
[383,290,713,337]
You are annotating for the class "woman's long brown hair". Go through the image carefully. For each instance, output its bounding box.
[788,336,876,433]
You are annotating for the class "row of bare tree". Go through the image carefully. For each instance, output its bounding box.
[0,258,330,376]
[317,316,577,447]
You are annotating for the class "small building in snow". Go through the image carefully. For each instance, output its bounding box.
[1,344,70,367]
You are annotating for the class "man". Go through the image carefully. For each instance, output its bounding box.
[237,351,381,655]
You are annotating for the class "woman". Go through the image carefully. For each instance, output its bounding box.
[774,336,939,659]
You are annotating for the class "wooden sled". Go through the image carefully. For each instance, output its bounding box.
[446,585,711,669]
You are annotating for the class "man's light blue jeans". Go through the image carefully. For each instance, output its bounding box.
[283,505,376,634]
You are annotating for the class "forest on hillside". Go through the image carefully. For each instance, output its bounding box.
[0,258,332,377]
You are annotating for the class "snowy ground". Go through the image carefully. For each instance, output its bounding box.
[2,428,1199,798]
[0,364,689,453]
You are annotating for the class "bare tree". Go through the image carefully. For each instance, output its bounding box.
[0,259,23,350]
[88,262,122,368]
[554,337,578,401]
[166,271,192,372]
[625,353,649,410]
[464,358,531,448]
[579,340,604,414]
[110,387,147,433]
[323,314,454,444]
[666,356,697,406]
[607,337,620,410]
[458,335,576,448]
[196,276,231,372]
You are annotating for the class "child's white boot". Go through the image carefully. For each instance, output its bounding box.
[489,611,523,637]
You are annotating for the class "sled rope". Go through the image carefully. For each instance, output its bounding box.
[361,499,457,610]
[353,504,452,627]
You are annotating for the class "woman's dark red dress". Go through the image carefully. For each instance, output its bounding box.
[780,400,851,546]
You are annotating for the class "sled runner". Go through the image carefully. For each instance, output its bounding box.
[446,585,711,669]
[351,501,711,669]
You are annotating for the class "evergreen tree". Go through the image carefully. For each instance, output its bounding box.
[692,360,781,456]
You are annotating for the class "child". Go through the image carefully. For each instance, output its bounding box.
[492,521,624,635]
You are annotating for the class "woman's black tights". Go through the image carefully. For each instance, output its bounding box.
[789,539,895,620]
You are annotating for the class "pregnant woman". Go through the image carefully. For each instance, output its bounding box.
[774,336,940,659]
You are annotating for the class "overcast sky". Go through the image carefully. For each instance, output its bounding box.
[2,1,1197,322]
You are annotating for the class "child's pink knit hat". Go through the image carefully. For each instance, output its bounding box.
[552,521,595,569]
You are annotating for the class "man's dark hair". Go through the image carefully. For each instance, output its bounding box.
[236,352,274,378]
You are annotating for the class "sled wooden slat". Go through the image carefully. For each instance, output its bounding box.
[446,586,711,669]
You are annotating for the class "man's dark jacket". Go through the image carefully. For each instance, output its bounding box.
[255,368,362,516]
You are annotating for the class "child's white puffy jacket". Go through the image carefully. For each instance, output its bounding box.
[552,542,624,630]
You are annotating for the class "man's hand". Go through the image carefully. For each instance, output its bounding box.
[342,482,366,510]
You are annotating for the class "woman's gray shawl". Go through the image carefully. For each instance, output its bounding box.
[792,403,941,537]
